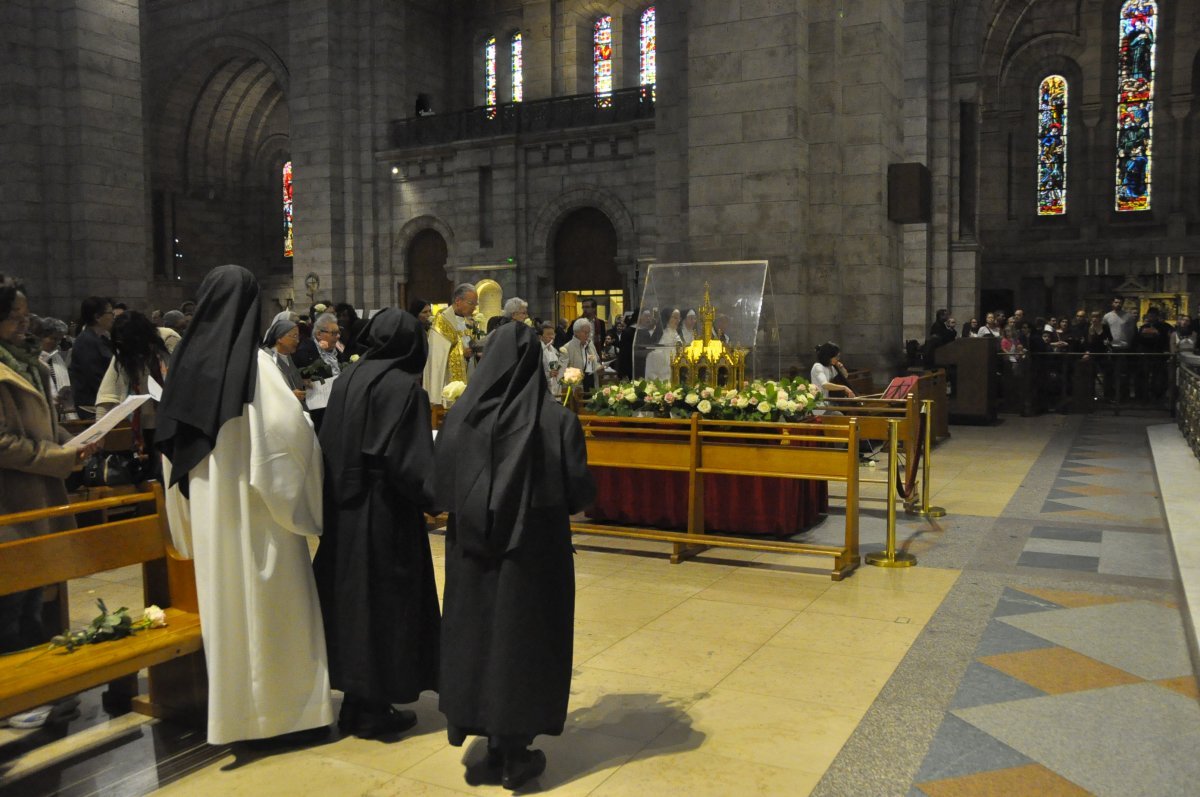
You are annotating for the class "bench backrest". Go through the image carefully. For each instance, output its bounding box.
[0,485,172,598]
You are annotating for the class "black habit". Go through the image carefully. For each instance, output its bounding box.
[433,322,595,744]
[313,308,441,705]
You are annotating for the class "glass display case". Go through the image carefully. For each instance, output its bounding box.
[631,261,779,385]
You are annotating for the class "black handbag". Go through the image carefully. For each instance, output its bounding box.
[81,452,138,487]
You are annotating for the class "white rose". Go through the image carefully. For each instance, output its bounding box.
[701,387,714,399]
[734,396,749,409]
[143,605,167,628]
[808,383,820,395]
[697,399,713,414]
[623,389,637,401]
[685,392,699,405]
[777,390,789,402]
[757,401,771,414]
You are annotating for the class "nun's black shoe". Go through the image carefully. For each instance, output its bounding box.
[502,748,546,791]
[343,705,417,738]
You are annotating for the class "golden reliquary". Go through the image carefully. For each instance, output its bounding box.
[670,283,747,388]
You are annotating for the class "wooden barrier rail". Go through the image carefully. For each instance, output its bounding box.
[573,414,861,580]
[0,484,205,722]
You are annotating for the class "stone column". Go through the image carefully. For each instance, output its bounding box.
[0,0,149,319]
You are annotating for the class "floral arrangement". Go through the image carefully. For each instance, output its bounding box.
[585,377,823,422]
[560,367,585,406]
[441,380,467,406]
[49,600,167,653]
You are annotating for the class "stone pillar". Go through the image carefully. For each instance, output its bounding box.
[0,0,149,319]
[682,1,809,372]
[811,1,907,375]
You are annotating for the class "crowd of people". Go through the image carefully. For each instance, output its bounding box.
[0,268,596,791]
[926,299,1197,359]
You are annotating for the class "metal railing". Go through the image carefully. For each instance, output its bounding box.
[1178,356,1200,459]
[997,351,1177,416]
[389,85,655,149]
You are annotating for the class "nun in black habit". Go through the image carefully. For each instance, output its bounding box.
[312,308,441,738]
[433,321,595,790]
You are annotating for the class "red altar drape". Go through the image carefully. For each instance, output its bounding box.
[588,468,828,537]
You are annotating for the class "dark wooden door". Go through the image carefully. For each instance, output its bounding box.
[553,207,619,290]
[406,228,454,306]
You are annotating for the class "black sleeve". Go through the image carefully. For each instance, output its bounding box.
[380,380,437,511]
[292,338,318,368]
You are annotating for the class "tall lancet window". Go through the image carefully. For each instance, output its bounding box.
[484,35,497,118]
[1115,0,1156,212]
[594,16,613,107]
[283,161,293,258]
[640,7,656,99]
[511,32,524,103]
[1037,75,1068,216]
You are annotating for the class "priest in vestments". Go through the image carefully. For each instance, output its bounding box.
[423,283,479,404]
[313,308,441,738]
[158,265,333,745]
[433,322,595,790]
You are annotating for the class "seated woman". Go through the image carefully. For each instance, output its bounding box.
[262,316,307,404]
[811,342,877,461]
[96,310,169,457]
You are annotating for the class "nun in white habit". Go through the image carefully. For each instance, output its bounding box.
[156,265,332,745]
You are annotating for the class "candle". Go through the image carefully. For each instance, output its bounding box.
[1156,256,1160,274]
[1105,258,1109,275]
[1167,256,1172,274]
[1181,255,1185,272]
[1085,258,1090,276]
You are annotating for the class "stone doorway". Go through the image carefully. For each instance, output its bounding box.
[554,207,623,325]
[404,228,454,308]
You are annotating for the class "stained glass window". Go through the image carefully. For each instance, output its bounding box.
[511,32,523,103]
[1115,0,1155,212]
[640,7,656,99]
[594,16,613,107]
[1037,75,1067,216]
[283,161,293,258]
[484,36,497,118]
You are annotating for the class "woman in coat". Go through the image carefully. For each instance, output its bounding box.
[0,274,96,727]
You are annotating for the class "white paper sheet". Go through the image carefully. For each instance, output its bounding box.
[147,376,163,401]
[305,378,335,410]
[66,393,154,446]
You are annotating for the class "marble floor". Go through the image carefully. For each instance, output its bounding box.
[1,413,1197,796]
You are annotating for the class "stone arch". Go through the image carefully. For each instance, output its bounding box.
[393,215,458,283]
[529,186,637,292]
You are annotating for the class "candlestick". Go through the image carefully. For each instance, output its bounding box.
[1105,258,1109,275]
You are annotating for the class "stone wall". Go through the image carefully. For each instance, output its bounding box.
[0,0,148,321]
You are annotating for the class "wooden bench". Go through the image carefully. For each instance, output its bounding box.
[0,483,205,722]
[573,414,862,580]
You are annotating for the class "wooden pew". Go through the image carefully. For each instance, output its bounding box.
[573,414,861,580]
[0,484,205,723]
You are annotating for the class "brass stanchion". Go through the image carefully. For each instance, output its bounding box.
[918,399,946,518]
[867,419,917,568]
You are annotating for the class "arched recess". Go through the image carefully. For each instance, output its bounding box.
[553,207,620,290]
[394,215,458,305]
[148,35,290,286]
[529,186,637,291]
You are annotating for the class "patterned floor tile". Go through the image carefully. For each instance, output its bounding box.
[1021,538,1102,558]
[948,662,1047,710]
[1098,529,1173,579]
[1028,526,1103,543]
[977,648,1142,695]
[916,763,1092,797]
[972,619,1058,657]
[1015,551,1099,572]
[912,714,1032,783]
[953,683,1200,797]
[1018,587,1131,609]
[1000,602,1193,680]
[1155,677,1200,700]
[990,587,1064,618]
